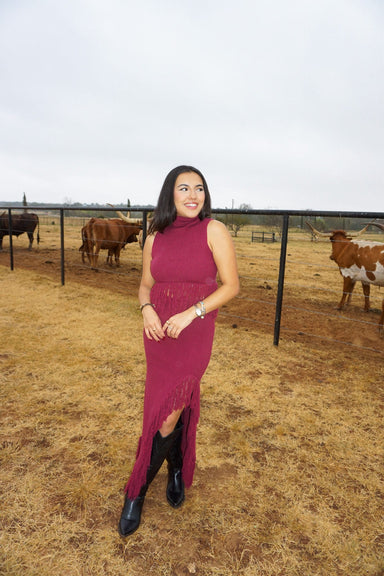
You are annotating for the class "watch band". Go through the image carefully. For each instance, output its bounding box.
[194,303,205,319]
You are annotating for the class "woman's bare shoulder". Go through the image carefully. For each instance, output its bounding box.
[207,219,233,250]
[208,218,228,229]
[142,232,156,253]
[207,218,231,237]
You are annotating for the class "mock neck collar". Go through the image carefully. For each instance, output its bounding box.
[172,215,201,228]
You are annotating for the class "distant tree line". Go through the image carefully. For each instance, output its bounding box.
[2,197,380,234]
[213,204,380,236]
[0,196,154,220]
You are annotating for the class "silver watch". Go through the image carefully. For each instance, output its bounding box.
[194,304,205,319]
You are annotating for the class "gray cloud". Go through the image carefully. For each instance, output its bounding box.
[1,0,383,210]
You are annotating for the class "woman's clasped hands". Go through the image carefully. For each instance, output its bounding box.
[143,307,195,341]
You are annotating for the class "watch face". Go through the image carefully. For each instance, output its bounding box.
[195,306,202,316]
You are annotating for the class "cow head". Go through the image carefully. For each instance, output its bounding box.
[329,230,351,241]
[306,221,376,262]
[121,223,142,248]
[126,233,138,244]
[328,230,352,260]
[306,220,375,240]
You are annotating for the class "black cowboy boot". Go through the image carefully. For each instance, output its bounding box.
[118,429,179,537]
[166,420,185,508]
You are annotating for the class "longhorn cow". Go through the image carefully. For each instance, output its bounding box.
[306,221,384,334]
[79,215,142,269]
[109,205,153,248]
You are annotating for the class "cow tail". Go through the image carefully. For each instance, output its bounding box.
[37,218,40,244]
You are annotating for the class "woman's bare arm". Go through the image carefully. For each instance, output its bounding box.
[138,235,165,341]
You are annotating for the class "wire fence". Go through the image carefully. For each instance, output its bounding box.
[1,206,384,354]
[235,243,384,353]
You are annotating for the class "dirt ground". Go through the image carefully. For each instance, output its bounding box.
[1,221,383,357]
[1,223,384,575]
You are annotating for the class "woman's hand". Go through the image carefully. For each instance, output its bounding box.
[163,308,196,339]
[142,307,165,341]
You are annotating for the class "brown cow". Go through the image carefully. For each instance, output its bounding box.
[306,221,384,334]
[79,221,125,265]
[111,208,156,248]
[106,233,139,266]
[114,209,154,249]
[79,218,141,269]
[79,223,92,264]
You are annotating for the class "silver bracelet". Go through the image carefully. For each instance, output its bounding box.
[194,301,206,319]
[199,300,206,316]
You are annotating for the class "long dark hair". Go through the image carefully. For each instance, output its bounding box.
[148,165,212,234]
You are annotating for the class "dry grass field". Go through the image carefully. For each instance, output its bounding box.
[1,220,384,575]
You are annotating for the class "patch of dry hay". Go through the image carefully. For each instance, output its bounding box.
[1,265,383,576]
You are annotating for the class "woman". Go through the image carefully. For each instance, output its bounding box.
[119,165,239,537]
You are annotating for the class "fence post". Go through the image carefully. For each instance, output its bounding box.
[274,214,289,346]
[60,209,65,286]
[8,209,14,271]
[142,211,148,245]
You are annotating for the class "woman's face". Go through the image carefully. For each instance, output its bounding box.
[173,172,205,218]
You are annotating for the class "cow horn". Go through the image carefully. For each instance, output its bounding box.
[107,203,129,217]
[348,219,377,237]
[305,221,329,238]
[106,203,141,224]
[365,221,384,233]
[115,210,142,225]
[306,219,377,238]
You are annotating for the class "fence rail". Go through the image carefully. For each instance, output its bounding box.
[1,205,384,350]
[251,230,277,243]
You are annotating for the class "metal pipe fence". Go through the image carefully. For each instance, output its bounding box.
[1,206,384,350]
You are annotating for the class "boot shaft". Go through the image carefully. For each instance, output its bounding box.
[145,428,181,488]
[166,419,183,470]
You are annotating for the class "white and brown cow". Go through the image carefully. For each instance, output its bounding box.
[306,221,384,334]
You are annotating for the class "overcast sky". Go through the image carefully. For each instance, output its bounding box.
[1,0,383,211]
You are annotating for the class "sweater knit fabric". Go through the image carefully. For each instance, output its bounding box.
[125,215,218,498]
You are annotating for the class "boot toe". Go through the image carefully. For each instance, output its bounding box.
[166,488,185,508]
[166,471,185,508]
[118,517,140,537]
[118,496,144,537]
